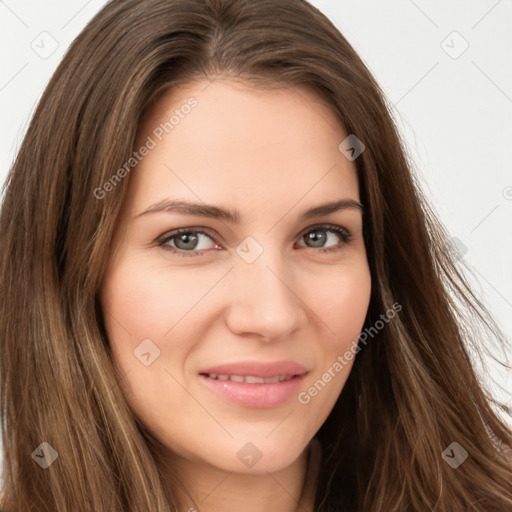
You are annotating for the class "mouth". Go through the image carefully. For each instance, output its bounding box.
[201,373,296,383]
[197,361,308,408]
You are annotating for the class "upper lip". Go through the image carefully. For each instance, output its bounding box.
[199,361,308,378]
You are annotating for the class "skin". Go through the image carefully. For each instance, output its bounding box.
[99,78,371,512]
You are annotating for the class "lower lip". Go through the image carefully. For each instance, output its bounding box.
[198,374,306,408]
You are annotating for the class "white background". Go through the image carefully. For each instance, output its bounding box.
[1,0,511,462]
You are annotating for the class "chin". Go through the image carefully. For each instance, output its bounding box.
[202,436,309,475]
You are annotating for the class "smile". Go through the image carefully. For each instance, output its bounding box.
[202,373,295,383]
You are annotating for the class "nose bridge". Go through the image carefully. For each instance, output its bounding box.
[225,243,305,339]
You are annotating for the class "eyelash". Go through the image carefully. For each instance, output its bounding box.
[156,224,353,258]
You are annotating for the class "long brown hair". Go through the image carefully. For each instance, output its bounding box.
[1,0,511,510]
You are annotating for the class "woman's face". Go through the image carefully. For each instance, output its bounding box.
[99,78,371,474]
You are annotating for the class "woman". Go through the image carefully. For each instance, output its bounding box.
[1,0,511,510]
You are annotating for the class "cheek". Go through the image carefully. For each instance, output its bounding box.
[99,259,186,384]
[295,266,370,426]
[99,258,202,423]
[311,262,371,350]
[100,255,221,341]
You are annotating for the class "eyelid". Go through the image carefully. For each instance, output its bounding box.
[156,226,221,248]
[295,222,349,240]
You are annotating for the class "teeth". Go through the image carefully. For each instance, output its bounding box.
[206,374,294,383]
[245,376,265,384]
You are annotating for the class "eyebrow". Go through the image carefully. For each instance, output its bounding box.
[134,197,364,223]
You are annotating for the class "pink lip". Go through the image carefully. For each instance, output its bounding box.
[198,360,308,409]
[199,360,307,378]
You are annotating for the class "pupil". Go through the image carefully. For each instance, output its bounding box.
[176,233,198,250]
[173,230,329,251]
[307,230,326,248]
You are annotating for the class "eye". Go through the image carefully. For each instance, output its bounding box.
[156,224,353,258]
[157,228,220,257]
[296,224,352,253]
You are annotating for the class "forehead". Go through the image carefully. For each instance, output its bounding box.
[126,79,359,216]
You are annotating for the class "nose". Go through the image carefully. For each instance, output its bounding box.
[224,250,307,341]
